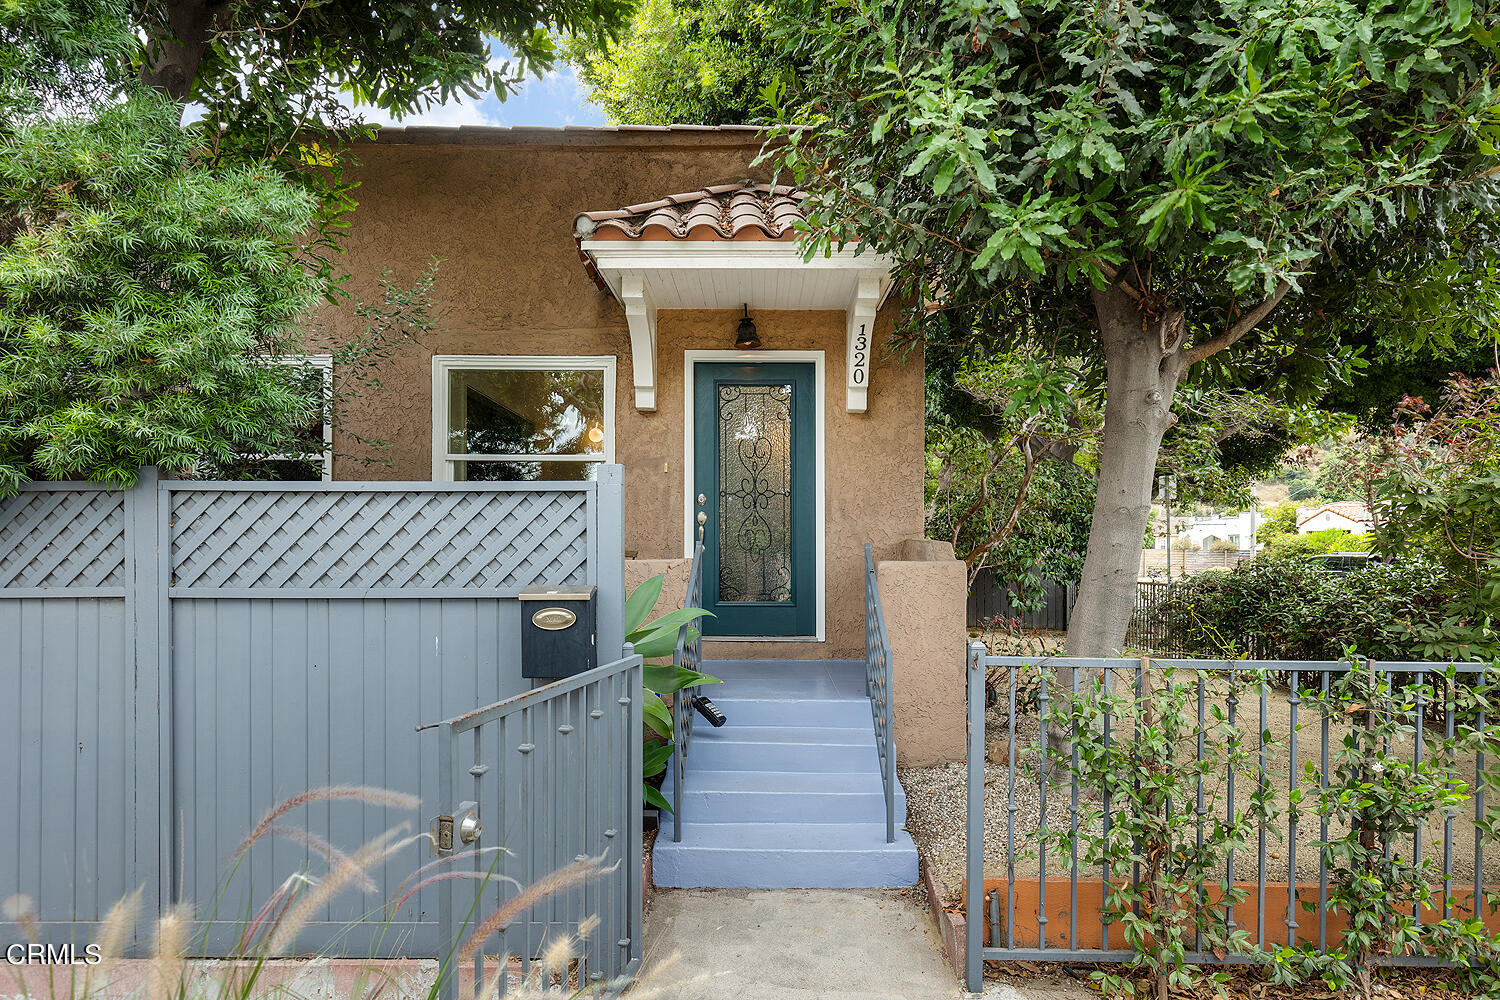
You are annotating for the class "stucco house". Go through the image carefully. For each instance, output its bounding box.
[1296,500,1374,535]
[1156,510,1259,550]
[304,124,967,887]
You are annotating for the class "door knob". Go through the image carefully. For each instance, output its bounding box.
[696,511,707,526]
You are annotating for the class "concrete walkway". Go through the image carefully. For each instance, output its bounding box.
[638,888,1092,1000]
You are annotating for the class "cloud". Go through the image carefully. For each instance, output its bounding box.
[354,95,505,128]
[346,61,603,129]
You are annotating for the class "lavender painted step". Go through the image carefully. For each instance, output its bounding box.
[653,658,919,889]
[689,737,879,772]
[661,769,907,824]
[706,697,871,728]
[652,823,918,889]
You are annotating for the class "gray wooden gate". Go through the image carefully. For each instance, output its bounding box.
[0,467,625,956]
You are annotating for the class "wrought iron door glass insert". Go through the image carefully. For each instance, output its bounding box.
[717,383,793,603]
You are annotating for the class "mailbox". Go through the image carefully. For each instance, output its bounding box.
[520,585,598,678]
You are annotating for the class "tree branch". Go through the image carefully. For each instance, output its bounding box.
[1182,280,1292,366]
[1097,261,1142,302]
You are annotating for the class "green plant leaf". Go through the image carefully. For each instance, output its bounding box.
[645,662,722,695]
[644,692,673,739]
[644,743,673,777]
[634,606,715,639]
[624,574,665,636]
[645,784,672,813]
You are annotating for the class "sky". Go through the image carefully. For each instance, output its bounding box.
[354,44,607,129]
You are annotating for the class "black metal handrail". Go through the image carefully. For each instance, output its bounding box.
[670,537,706,842]
[864,543,897,844]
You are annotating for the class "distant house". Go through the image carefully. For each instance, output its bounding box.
[1156,510,1258,550]
[1296,501,1374,534]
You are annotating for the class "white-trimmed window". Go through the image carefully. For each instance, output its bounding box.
[212,355,332,481]
[263,355,333,481]
[432,356,615,482]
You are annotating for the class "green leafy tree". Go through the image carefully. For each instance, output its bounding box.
[137,0,631,126]
[1157,385,1345,511]
[1313,436,1384,503]
[565,0,787,124]
[0,0,324,490]
[129,0,632,302]
[766,0,1500,658]
[925,354,1096,590]
[1374,373,1500,657]
[1258,500,1299,547]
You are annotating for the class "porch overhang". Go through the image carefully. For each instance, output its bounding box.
[579,241,895,412]
[574,183,895,412]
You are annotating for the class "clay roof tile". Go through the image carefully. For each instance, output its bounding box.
[574,182,812,287]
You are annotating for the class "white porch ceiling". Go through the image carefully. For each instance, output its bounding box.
[579,241,895,412]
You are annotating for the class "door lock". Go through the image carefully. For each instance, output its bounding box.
[697,493,707,506]
[430,800,480,856]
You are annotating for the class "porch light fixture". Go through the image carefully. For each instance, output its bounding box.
[734,304,761,350]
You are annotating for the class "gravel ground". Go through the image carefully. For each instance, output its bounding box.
[969,629,1066,657]
[904,673,1500,903]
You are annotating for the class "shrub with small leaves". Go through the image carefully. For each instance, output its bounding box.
[1042,666,1279,1000]
[1262,661,1473,999]
[1,1,323,492]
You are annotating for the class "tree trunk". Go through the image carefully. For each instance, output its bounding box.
[139,0,228,109]
[1066,280,1186,658]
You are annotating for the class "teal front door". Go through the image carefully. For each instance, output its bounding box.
[693,362,816,637]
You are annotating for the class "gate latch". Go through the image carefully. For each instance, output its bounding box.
[430,801,480,856]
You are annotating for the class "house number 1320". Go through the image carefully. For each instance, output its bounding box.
[851,324,868,385]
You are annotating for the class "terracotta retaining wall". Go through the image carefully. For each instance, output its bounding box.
[924,865,1500,981]
[964,875,1500,951]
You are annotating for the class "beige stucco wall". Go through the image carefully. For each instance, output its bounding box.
[624,558,692,621]
[877,553,968,765]
[311,134,926,661]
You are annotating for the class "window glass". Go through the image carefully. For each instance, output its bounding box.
[208,357,331,480]
[447,369,605,457]
[442,365,609,481]
[452,461,599,483]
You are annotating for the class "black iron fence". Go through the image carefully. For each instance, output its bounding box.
[670,539,706,843]
[865,543,898,844]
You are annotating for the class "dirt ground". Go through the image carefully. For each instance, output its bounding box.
[906,666,1498,901]
[983,962,1481,1000]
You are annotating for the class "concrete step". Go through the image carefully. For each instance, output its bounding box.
[699,660,867,700]
[653,659,913,889]
[687,733,881,772]
[705,697,872,728]
[661,769,906,825]
[695,724,875,746]
[652,822,919,889]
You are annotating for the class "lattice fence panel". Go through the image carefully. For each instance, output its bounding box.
[0,490,126,589]
[170,489,591,590]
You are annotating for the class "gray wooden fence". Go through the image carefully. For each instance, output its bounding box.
[0,467,625,957]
